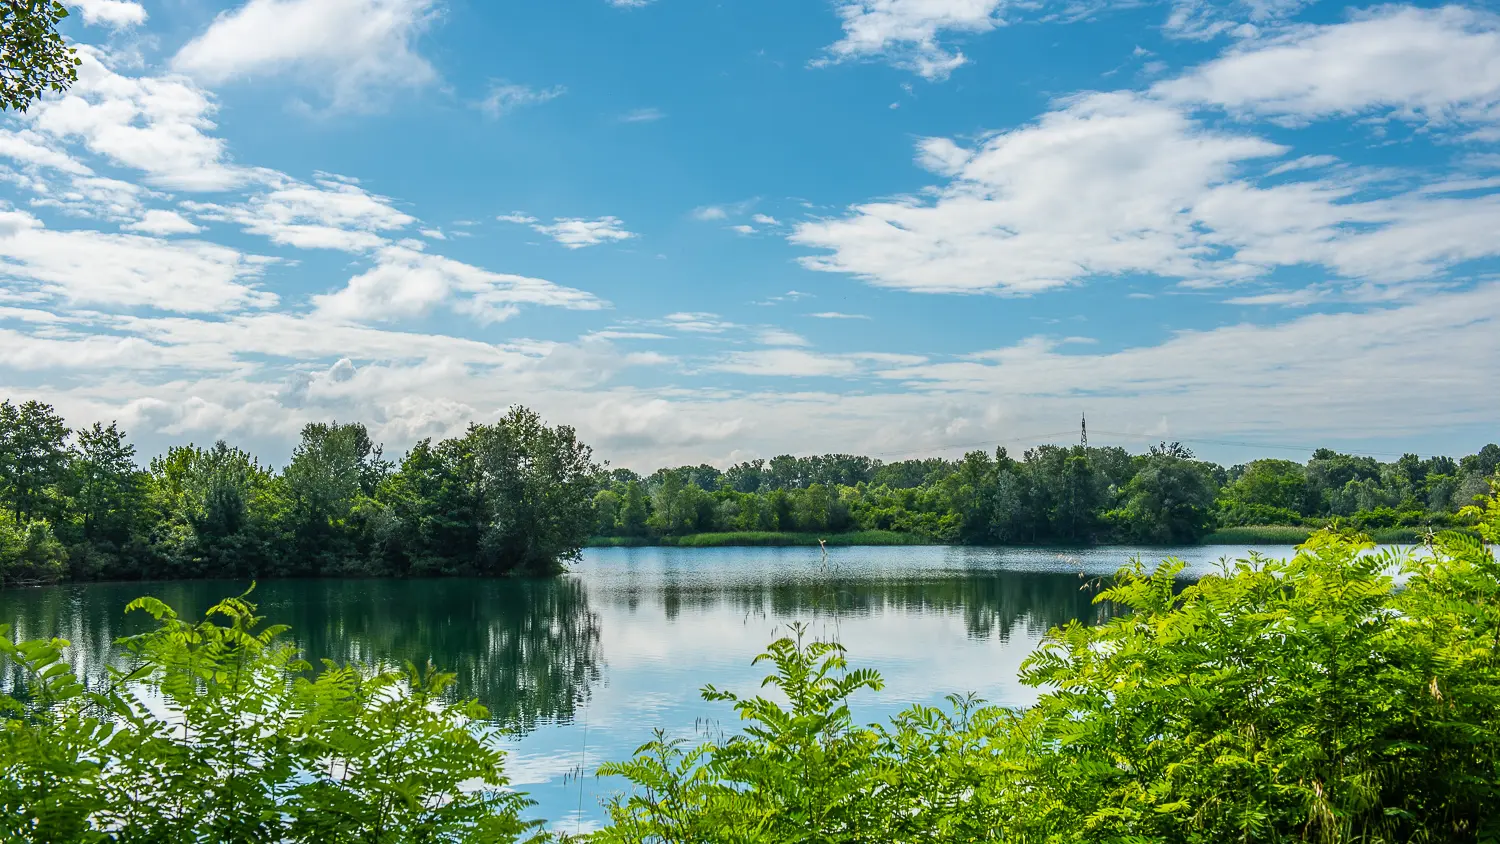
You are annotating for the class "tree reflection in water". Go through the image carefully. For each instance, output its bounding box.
[0,577,603,736]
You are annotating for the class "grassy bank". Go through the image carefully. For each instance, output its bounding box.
[1203,525,1449,545]
[585,530,932,548]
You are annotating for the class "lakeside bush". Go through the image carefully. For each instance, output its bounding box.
[1,590,542,843]
[6,511,1500,841]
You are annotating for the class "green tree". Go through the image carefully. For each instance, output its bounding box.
[281,421,386,570]
[70,421,141,545]
[1114,456,1217,543]
[463,406,600,574]
[0,1,78,112]
[593,488,622,535]
[0,399,71,524]
[619,480,650,536]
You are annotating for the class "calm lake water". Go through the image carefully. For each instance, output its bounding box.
[0,543,1304,832]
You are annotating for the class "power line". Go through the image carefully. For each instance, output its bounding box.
[865,429,1079,459]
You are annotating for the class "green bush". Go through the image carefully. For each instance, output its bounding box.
[0,591,543,843]
[0,514,66,586]
[598,528,1500,843]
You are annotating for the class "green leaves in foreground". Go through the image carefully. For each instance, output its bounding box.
[0,588,543,843]
[4,527,1500,842]
[598,529,1500,843]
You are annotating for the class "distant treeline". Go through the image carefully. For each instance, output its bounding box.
[591,443,1500,546]
[1,396,1496,584]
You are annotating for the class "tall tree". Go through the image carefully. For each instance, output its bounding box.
[0,399,71,524]
[71,421,141,544]
[464,406,600,574]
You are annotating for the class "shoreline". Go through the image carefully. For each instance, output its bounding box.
[588,525,1440,549]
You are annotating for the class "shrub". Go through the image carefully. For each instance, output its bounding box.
[0,590,543,843]
[598,528,1500,843]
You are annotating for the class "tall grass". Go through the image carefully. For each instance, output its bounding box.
[1201,525,1313,545]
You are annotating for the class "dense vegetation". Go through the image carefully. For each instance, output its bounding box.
[0,400,599,585]
[3,398,1497,584]
[592,442,1500,546]
[6,503,1499,841]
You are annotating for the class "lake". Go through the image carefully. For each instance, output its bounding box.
[0,543,1300,833]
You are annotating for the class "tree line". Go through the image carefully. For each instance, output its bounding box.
[594,441,1500,545]
[3,397,1497,584]
[0,400,598,585]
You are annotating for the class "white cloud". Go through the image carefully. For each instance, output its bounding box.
[0,130,91,175]
[172,0,440,110]
[312,245,605,324]
[793,92,1286,294]
[607,0,654,7]
[1163,0,1314,40]
[808,311,871,319]
[73,0,148,28]
[620,107,665,122]
[125,209,202,235]
[26,50,251,191]
[819,0,1006,80]
[794,78,1500,297]
[32,175,148,221]
[691,199,757,222]
[660,312,737,334]
[1157,6,1500,129]
[712,349,923,377]
[0,209,275,313]
[752,214,780,226]
[499,214,637,249]
[756,328,812,347]
[184,178,415,252]
[476,81,566,119]
[729,224,756,235]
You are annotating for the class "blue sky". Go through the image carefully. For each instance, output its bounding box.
[2,0,1499,469]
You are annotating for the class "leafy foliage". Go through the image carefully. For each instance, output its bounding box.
[596,527,1500,843]
[0,589,544,843]
[0,0,78,112]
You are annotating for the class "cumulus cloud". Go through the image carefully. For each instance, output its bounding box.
[793,92,1288,294]
[819,0,1006,80]
[794,10,1500,300]
[312,245,605,324]
[25,50,251,191]
[125,209,203,235]
[1157,5,1500,129]
[73,0,148,28]
[172,0,440,110]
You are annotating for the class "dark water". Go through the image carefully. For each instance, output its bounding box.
[0,544,1297,833]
